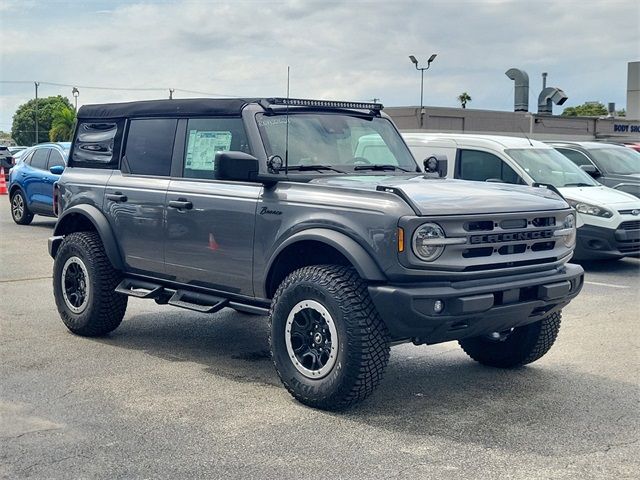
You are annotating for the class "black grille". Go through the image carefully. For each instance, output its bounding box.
[465,221,494,232]
[619,221,640,231]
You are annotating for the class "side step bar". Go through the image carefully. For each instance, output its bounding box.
[167,291,229,314]
[115,278,164,298]
[115,278,230,314]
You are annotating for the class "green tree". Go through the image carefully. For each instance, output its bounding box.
[11,95,74,146]
[457,92,472,109]
[561,102,608,117]
[49,106,76,142]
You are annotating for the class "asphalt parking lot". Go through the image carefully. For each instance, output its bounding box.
[1,196,638,480]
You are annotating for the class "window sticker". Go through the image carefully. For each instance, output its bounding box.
[185,130,233,171]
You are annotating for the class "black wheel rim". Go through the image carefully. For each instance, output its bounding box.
[285,300,338,379]
[61,256,90,313]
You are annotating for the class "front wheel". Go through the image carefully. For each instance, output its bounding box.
[53,231,128,337]
[458,312,562,368]
[269,265,390,410]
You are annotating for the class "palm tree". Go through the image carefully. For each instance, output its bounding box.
[49,106,76,142]
[457,92,472,109]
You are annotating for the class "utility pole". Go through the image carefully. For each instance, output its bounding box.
[169,89,174,99]
[34,82,40,145]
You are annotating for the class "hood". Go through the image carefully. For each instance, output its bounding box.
[310,175,568,216]
[559,185,640,207]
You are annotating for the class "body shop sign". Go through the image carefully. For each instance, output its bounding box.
[614,124,640,133]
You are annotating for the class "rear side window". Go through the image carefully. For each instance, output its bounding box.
[183,118,249,179]
[458,149,522,184]
[555,148,592,167]
[123,118,177,176]
[30,148,50,170]
[72,121,122,167]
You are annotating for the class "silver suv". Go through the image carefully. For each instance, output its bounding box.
[49,98,583,410]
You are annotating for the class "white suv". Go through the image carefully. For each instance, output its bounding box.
[402,133,640,260]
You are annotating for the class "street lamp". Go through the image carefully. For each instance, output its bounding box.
[409,54,437,126]
[72,87,79,111]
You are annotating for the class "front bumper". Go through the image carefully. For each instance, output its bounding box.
[368,263,584,343]
[574,223,640,260]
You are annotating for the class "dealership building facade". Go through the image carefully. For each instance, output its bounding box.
[387,61,640,142]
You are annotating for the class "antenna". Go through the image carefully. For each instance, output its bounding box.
[285,66,290,175]
[518,126,534,147]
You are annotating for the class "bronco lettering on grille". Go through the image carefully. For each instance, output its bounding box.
[469,230,554,244]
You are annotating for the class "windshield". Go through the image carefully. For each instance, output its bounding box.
[256,113,417,172]
[588,147,640,175]
[505,148,599,188]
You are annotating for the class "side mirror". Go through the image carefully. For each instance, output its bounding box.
[423,154,448,178]
[580,164,601,178]
[214,151,260,182]
[50,165,65,175]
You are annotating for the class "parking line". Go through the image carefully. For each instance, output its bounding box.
[0,276,52,283]
[584,281,630,289]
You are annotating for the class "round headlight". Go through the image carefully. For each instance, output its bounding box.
[563,213,576,248]
[412,223,446,262]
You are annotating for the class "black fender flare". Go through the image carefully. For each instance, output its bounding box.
[52,204,124,270]
[266,228,387,284]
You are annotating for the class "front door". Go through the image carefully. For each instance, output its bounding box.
[164,117,260,295]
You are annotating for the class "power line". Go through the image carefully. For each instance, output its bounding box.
[0,80,235,97]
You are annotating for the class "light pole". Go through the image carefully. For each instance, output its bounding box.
[409,54,437,126]
[34,82,40,145]
[72,87,79,111]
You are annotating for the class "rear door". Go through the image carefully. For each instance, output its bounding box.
[164,117,261,295]
[23,147,51,211]
[104,118,178,275]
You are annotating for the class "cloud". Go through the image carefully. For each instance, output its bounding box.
[0,0,638,132]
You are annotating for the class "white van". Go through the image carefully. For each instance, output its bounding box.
[402,133,640,260]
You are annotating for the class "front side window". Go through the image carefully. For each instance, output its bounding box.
[30,148,50,170]
[458,149,522,184]
[123,118,177,176]
[555,148,592,167]
[183,118,250,179]
[505,148,598,188]
[256,113,417,172]
[587,147,640,175]
[47,150,66,169]
[72,122,121,167]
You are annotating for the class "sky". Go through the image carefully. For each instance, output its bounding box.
[1,0,639,135]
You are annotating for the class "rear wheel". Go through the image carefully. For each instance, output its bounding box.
[10,190,33,225]
[53,232,128,337]
[269,265,390,410]
[458,312,561,368]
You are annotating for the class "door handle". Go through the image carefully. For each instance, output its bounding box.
[168,199,193,210]
[106,192,128,203]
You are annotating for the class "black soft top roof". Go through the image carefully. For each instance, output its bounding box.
[77,98,258,119]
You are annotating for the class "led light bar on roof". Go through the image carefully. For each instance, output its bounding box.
[265,98,383,111]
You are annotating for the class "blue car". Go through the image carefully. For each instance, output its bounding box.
[8,142,70,225]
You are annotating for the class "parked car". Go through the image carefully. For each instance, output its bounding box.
[8,142,70,225]
[402,133,640,260]
[8,146,27,155]
[0,145,13,175]
[11,146,33,164]
[48,98,583,410]
[548,141,640,198]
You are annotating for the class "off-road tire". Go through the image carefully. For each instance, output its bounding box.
[269,265,390,410]
[458,311,562,368]
[53,231,128,337]
[10,190,34,225]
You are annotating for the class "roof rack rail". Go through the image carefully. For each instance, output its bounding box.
[260,98,383,113]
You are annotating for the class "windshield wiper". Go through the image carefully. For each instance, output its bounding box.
[563,183,594,187]
[282,165,346,173]
[353,164,412,172]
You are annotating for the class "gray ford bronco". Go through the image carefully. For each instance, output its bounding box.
[49,97,584,410]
